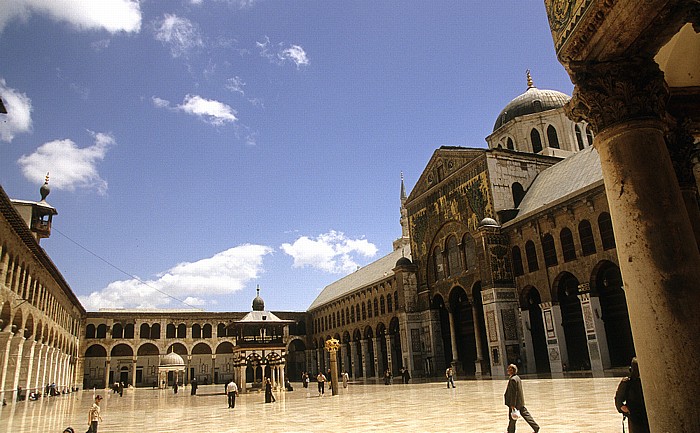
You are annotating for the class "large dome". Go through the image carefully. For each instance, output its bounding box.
[160,351,185,367]
[493,86,570,132]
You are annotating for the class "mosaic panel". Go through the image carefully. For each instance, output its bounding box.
[486,311,498,343]
[501,309,518,341]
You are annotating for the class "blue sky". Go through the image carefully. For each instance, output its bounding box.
[0,0,573,312]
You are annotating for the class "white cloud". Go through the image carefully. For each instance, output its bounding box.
[79,244,273,310]
[90,39,111,52]
[225,76,245,95]
[0,78,32,142]
[17,131,113,194]
[0,0,141,34]
[280,45,309,68]
[153,14,202,58]
[257,36,309,68]
[281,230,378,274]
[151,96,170,108]
[178,94,237,125]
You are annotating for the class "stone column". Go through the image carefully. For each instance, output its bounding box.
[349,341,358,378]
[74,354,84,390]
[360,339,369,378]
[32,344,45,391]
[131,358,137,387]
[471,305,484,376]
[447,310,459,370]
[539,302,565,373]
[211,355,216,385]
[520,312,535,374]
[385,335,393,375]
[577,291,610,372]
[0,247,9,282]
[372,337,382,379]
[325,338,340,396]
[23,340,37,392]
[40,346,51,391]
[340,343,348,375]
[0,331,12,403]
[11,336,26,400]
[103,357,111,389]
[567,58,700,432]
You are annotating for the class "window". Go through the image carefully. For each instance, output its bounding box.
[362,303,366,320]
[86,324,96,339]
[387,295,393,313]
[177,324,186,339]
[575,125,585,150]
[599,212,616,250]
[150,323,160,339]
[394,291,399,310]
[380,296,385,315]
[202,324,212,338]
[217,323,226,338]
[139,323,150,339]
[192,324,201,339]
[579,220,597,255]
[585,125,594,145]
[357,304,361,322]
[374,298,379,316]
[547,125,560,149]
[507,137,514,150]
[367,300,373,318]
[542,233,558,267]
[462,235,477,270]
[512,183,525,208]
[446,236,462,276]
[124,324,134,339]
[512,246,524,276]
[166,324,176,338]
[97,324,107,339]
[432,247,443,281]
[560,228,577,262]
[525,240,539,272]
[350,305,355,323]
[531,128,543,153]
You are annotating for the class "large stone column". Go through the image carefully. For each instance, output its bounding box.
[0,332,12,403]
[360,339,369,378]
[349,341,357,378]
[385,334,393,375]
[567,58,700,432]
[372,337,382,379]
[471,305,484,376]
[577,291,610,372]
[539,302,565,374]
[447,310,460,371]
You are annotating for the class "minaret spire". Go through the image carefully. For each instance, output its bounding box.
[526,69,535,89]
[400,171,407,202]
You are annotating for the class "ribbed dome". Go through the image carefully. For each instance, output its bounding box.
[478,217,500,228]
[252,285,265,311]
[395,256,412,267]
[160,351,185,366]
[493,86,570,132]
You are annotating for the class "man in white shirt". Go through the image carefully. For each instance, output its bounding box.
[226,380,238,408]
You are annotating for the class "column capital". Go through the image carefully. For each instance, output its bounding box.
[566,57,669,134]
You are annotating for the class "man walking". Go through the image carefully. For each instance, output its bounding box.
[226,379,238,408]
[445,367,456,388]
[87,395,103,433]
[316,371,326,396]
[504,364,540,433]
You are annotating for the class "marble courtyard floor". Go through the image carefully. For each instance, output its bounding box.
[0,377,626,433]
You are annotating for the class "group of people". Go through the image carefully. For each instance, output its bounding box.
[110,381,125,397]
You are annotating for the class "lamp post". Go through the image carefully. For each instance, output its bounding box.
[324,338,340,396]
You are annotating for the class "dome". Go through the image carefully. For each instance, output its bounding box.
[478,217,500,228]
[160,351,185,367]
[395,256,412,267]
[493,86,570,132]
[252,285,265,311]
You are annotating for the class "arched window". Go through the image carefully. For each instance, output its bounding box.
[446,236,462,276]
[579,220,596,255]
[350,305,355,323]
[367,300,373,318]
[387,295,393,313]
[112,323,123,339]
[177,323,186,339]
[124,324,134,339]
[394,291,399,311]
[380,296,385,315]
[166,324,176,338]
[96,324,107,339]
[332,313,336,329]
[585,125,594,145]
[541,233,558,267]
[507,137,514,150]
[560,228,577,262]
[374,298,379,316]
[462,235,477,271]
[512,182,525,208]
[362,303,366,320]
[192,324,202,339]
[512,246,524,276]
[598,212,616,250]
[86,324,96,339]
[432,247,443,281]
[525,240,539,272]
[217,323,226,337]
[531,128,543,153]
[575,125,585,150]
[139,323,150,339]
[150,323,160,339]
[357,304,361,322]
[202,324,212,338]
[547,125,560,149]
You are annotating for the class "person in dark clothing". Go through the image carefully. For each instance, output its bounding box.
[264,378,276,403]
[118,382,123,397]
[173,381,178,394]
[190,377,197,396]
[504,364,540,433]
[615,357,650,433]
[401,368,411,384]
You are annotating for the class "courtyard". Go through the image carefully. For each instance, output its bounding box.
[0,376,625,433]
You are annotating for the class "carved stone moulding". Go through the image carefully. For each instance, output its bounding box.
[565,57,670,134]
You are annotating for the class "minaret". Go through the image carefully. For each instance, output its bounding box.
[11,173,58,243]
[393,172,410,250]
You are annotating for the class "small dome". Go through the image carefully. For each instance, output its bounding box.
[395,257,412,267]
[479,217,500,228]
[493,86,570,132]
[160,351,185,367]
[252,285,265,311]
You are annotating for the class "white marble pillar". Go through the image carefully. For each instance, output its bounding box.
[350,342,358,378]
[577,292,610,371]
[10,336,26,400]
[471,305,484,376]
[0,331,13,403]
[103,357,111,389]
[131,358,137,387]
[447,311,459,368]
[23,340,37,392]
[40,345,51,391]
[385,335,393,375]
[360,339,369,378]
[372,337,382,379]
[540,302,566,373]
[520,313,535,374]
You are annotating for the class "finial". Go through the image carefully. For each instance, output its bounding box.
[526,69,534,88]
[400,171,407,201]
[256,284,260,296]
[40,172,51,201]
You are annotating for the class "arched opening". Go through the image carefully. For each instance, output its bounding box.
[575,125,585,150]
[598,212,616,250]
[547,125,560,148]
[85,324,96,339]
[364,327,375,377]
[507,137,514,150]
[177,323,186,339]
[139,323,150,339]
[150,323,160,339]
[523,287,550,373]
[376,322,388,375]
[192,323,202,339]
[579,220,596,256]
[353,329,363,378]
[96,324,107,339]
[512,182,526,208]
[112,323,123,339]
[560,228,576,262]
[525,240,539,272]
[512,246,524,276]
[286,339,306,380]
[446,236,462,276]
[471,282,490,374]
[594,262,635,367]
[192,342,213,384]
[557,273,590,370]
[124,323,134,339]
[432,294,452,374]
[388,317,403,375]
[531,128,543,153]
[542,233,558,267]
[83,344,108,389]
[449,287,477,376]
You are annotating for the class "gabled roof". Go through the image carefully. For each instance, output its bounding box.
[308,246,411,311]
[406,146,486,203]
[505,146,603,225]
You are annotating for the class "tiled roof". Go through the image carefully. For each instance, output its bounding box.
[307,246,411,311]
[238,310,292,323]
[507,146,603,224]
